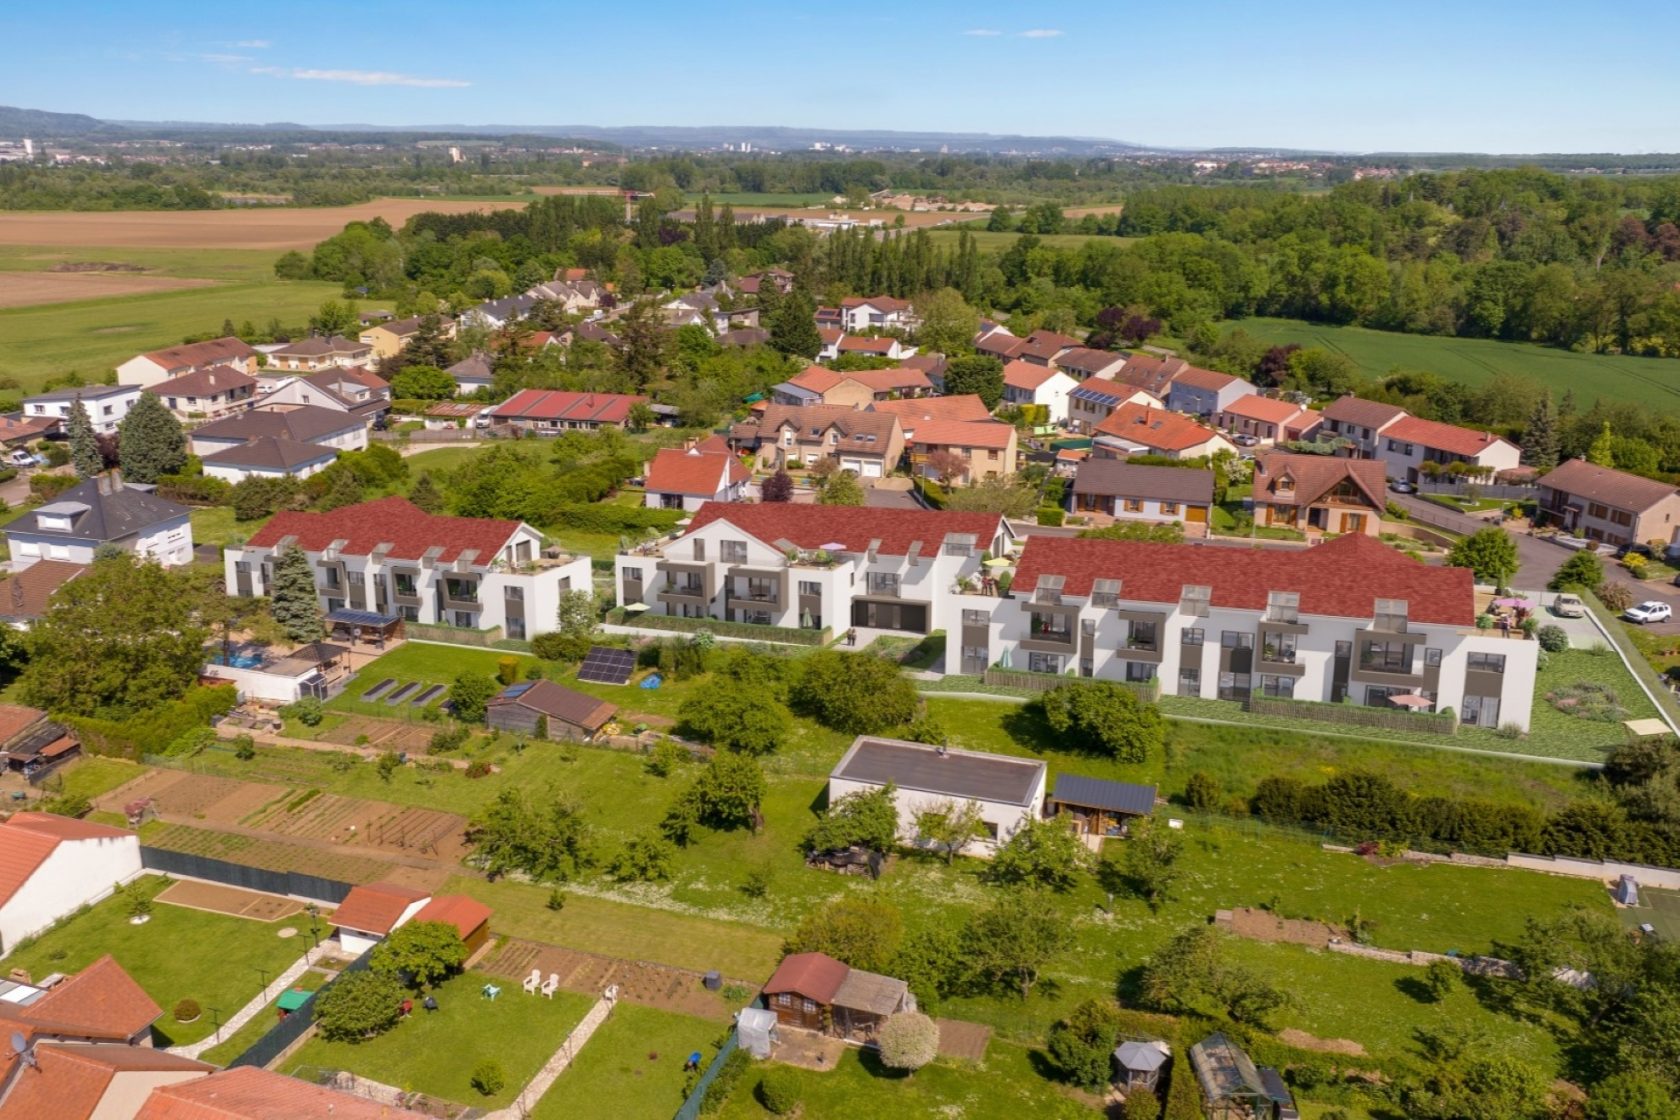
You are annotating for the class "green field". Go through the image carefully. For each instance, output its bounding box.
[533,1003,722,1120]
[0,277,338,390]
[1237,316,1680,412]
[0,245,286,284]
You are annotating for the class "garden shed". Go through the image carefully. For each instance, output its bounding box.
[761,952,916,1043]
[1047,775,1157,841]
[1189,1032,1271,1120]
[411,894,493,955]
[1113,1038,1170,1092]
[485,679,617,742]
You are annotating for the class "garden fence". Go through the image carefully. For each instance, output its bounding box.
[672,1028,739,1120]
[1247,696,1458,735]
[229,945,374,1070]
[982,668,1161,702]
[1417,480,1535,500]
[138,846,353,905]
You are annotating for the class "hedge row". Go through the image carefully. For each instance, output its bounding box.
[65,685,238,760]
[1248,696,1457,735]
[609,609,828,646]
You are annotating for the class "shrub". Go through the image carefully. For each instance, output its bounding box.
[791,651,918,734]
[1184,771,1221,811]
[531,630,592,662]
[1550,552,1602,592]
[496,656,521,685]
[464,759,493,779]
[1536,624,1569,652]
[282,697,326,727]
[1046,998,1124,1090]
[173,998,202,1022]
[1036,505,1065,527]
[1599,581,1635,613]
[1125,1091,1162,1120]
[233,735,257,761]
[315,971,407,1041]
[429,725,470,753]
[470,1060,505,1097]
[756,1069,801,1115]
[699,1049,749,1115]
[876,1011,940,1074]
[645,739,690,777]
[1424,958,1459,1002]
[1040,682,1165,763]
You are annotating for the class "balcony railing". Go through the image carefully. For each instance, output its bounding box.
[1261,645,1298,664]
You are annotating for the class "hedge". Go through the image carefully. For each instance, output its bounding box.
[1248,696,1457,735]
[983,667,1162,702]
[64,685,238,760]
[406,623,505,648]
[608,609,829,646]
[550,502,681,535]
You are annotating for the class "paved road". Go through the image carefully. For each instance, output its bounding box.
[1390,493,1573,589]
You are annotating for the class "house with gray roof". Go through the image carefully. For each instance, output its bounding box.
[189,405,367,483]
[5,474,193,569]
[1070,459,1215,534]
[447,353,496,395]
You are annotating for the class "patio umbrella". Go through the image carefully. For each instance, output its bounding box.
[1388,693,1434,709]
[623,602,650,612]
[1494,597,1535,609]
[983,556,1013,568]
[998,648,1012,669]
[800,608,814,629]
[675,518,693,527]
[820,541,848,552]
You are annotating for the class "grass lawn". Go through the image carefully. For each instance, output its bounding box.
[190,506,265,548]
[0,278,339,390]
[47,754,147,802]
[689,192,837,207]
[1526,647,1660,758]
[0,244,286,284]
[401,445,495,476]
[199,965,331,1067]
[284,970,593,1108]
[1236,316,1680,414]
[6,876,309,1045]
[532,1002,722,1120]
[712,1042,1094,1120]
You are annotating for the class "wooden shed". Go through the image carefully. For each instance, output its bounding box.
[485,679,616,742]
[1047,774,1157,841]
[762,952,916,1043]
[412,894,493,956]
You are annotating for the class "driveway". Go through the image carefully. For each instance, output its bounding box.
[1390,493,1573,589]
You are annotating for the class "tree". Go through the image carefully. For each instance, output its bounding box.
[1589,422,1617,468]
[615,299,670,391]
[1046,999,1125,1091]
[1586,1073,1680,1120]
[986,817,1092,891]
[792,651,920,734]
[409,473,445,514]
[805,783,900,853]
[1550,549,1604,591]
[1040,682,1165,763]
[664,752,767,841]
[314,970,407,1041]
[769,288,823,359]
[1523,394,1560,471]
[876,1012,940,1077]
[68,395,101,479]
[915,288,979,356]
[386,314,457,375]
[819,469,865,506]
[448,671,497,723]
[21,556,208,717]
[627,401,656,432]
[1114,818,1182,911]
[1447,527,1520,588]
[942,355,1005,410]
[965,891,1069,998]
[609,831,676,881]
[317,467,364,511]
[915,799,985,863]
[1424,958,1460,1003]
[1139,925,1290,1027]
[944,476,1038,518]
[760,468,794,502]
[1125,1091,1162,1120]
[471,1061,506,1098]
[467,788,592,882]
[310,299,358,337]
[784,897,904,972]
[923,448,969,485]
[116,391,186,483]
[269,545,325,643]
[371,920,467,990]
[535,589,600,662]
[389,365,458,400]
[678,681,791,755]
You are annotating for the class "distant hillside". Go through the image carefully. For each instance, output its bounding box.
[0,105,103,136]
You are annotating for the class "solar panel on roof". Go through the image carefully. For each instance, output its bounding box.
[501,682,536,698]
[576,646,635,685]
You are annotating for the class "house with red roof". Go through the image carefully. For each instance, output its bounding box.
[116,337,259,389]
[1164,365,1256,418]
[901,418,1019,482]
[0,1042,209,1120]
[993,532,1538,729]
[1376,414,1521,483]
[133,1066,432,1120]
[743,404,904,478]
[644,446,751,511]
[837,296,915,333]
[1536,458,1680,549]
[411,894,494,955]
[762,952,915,1041]
[490,388,650,433]
[1252,451,1388,536]
[226,496,591,642]
[1094,403,1236,460]
[828,334,915,362]
[1001,359,1078,424]
[330,881,431,955]
[615,501,1011,643]
[1317,395,1408,458]
[1216,395,1320,446]
[0,814,140,954]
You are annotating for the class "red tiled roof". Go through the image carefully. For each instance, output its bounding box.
[837,336,896,354]
[1095,404,1225,453]
[1171,365,1243,391]
[0,826,59,908]
[1003,359,1063,391]
[138,337,256,374]
[840,296,911,312]
[1253,451,1388,511]
[1111,353,1187,395]
[4,812,129,842]
[687,501,1003,556]
[0,704,46,745]
[330,881,429,936]
[764,952,848,1004]
[1219,395,1305,424]
[787,365,844,393]
[149,368,257,400]
[1015,533,1474,626]
[245,497,522,564]
[1321,395,1407,430]
[846,367,932,392]
[870,395,993,423]
[411,894,492,941]
[491,388,648,425]
[1537,458,1679,512]
[0,1043,209,1120]
[904,418,1017,451]
[817,327,843,344]
[23,955,162,1040]
[1015,330,1080,362]
[976,332,1026,359]
[646,447,749,497]
[0,415,62,443]
[1383,415,1515,459]
[135,1066,432,1120]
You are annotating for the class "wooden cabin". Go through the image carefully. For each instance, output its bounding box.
[1046,775,1157,842]
[762,952,916,1043]
[485,679,616,742]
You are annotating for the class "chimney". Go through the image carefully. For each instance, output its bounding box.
[110,469,123,492]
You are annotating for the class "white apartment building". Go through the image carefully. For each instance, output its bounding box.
[226,496,590,640]
[614,502,1011,638]
[22,384,143,435]
[976,533,1538,731]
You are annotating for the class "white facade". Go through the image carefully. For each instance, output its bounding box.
[643,480,747,512]
[0,831,143,955]
[337,896,429,957]
[9,511,192,570]
[1003,369,1079,425]
[114,355,174,387]
[1377,434,1523,484]
[249,378,375,423]
[23,387,142,435]
[202,452,337,485]
[839,301,915,332]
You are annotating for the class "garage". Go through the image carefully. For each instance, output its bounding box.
[861,460,882,478]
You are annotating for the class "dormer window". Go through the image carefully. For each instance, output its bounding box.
[1092,578,1122,608]
[1374,598,1408,631]
[1275,474,1295,493]
[1266,591,1300,624]
[1033,575,1065,605]
[1180,585,1212,617]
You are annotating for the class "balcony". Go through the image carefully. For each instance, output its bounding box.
[658,580,708,605]
[1021,616,1076,654]
[726,589,781,610]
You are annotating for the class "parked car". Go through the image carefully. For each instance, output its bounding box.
[1624,601,1674,624]
[1389,480,1417,494]
[1552,593,1586,618]
[7,450,41,467]
[1232,433,1261,448]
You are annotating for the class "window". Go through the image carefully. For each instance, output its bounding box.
[48,544,69,561]
[1128,620,1158,652]
[1123,499,1144,513]
[1080,658,1094,678]
[962,645,988,673]
[1364,684,1410,708]
[799,580,822,598]
[1360,641,1412,673]
[963,609,989,627]
[1181,628,1205,646]
[721,540,748,565]
[505,586,523,601]
[1125,661,1156,683]
[692,540,706,562]
[1425,647,1442,667]
[1081,618,1096,637]
[1220,631,1253,650]
[1030,612,1072,640]
[1257,674,1296,698]
[1033,575,1065,604]
[1178,667,1202,694]
[1462,694,1500,728]
[1028,651,1064,674]
[507,616,526,639]
[803,999,818,1014]
[1091,578,1121,608]
[1218,672,1252,701]
[1335,640,1352,659]
[623,566,642,583]
[1181,585,1212,617]
[322,567,341,588]
[1266,591,1300,624]
[1161,502,1179,515]
[1467,652,1507,673]
[1374,598,1408,631]
[867,572,899,597]
[1262,633,1298,663]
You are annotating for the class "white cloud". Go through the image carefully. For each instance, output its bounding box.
[233,39,271,48]
[200,53,252,65]
[251,66,471,88]
[962,28,1002,36]
[1018,28,1065,38]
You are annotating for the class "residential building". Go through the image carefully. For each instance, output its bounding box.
[0,814,140,953]
[0,1043,209,1120]
[1164,365,1255,418]
[762,952,916,1043]
[992,532,1538,729]
[0,415,59,447]
[0,561,86,629]
[265,335,373,372]
[1051,347,1127,382]
[252,369,390,427]
[330,881,430,955]
[486,679,618,742]
[115,336,259,388]
[573,320,623,350]
[770,365,932,408]
[528,277,605,312]
[719,326,771,349]
[149,367,257,422]
[743,403,903,478]
[0,956,160,1063]
[835,335,915,361]
[828,736,1048,856]
[974,324,1026,362]
[644,445,751,510]
[460,293,537,330]
[1110,353,1189,398]
[1536,458,1680,548]
[1014,329,1082,368]
[870,394,994,424]
[1068,382,1163,433]
[0,705,76,775]
[133,1067,434,1120]
[5,474,193,569]
[23,384,142,435]
[1002,360,1078,424]
[614,501,1009,637]
[447,352,495,395]
[1252,451,1387,536]
[899,352,948,389]
[190,405,367,482]
[1377,415,1522,483]
[490,388,648,433]
[1217,395,1320,445]
[199,437,341,483]
[1070,459,1214,532]
[838,295,915,332]
[1318,395,1407,458]
[732,268,794,297]
[903,417,1019,481]
[358,314,454,370]
[1094,403,1236,460]
[229,496,591,639]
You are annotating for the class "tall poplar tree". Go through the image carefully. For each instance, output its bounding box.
[68,395,102,479]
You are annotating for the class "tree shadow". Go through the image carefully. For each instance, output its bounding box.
[1115,963,1149,1005]
[1001,704,1058,753]
[856,1046,911,1081]
[1393,976,1436,1004]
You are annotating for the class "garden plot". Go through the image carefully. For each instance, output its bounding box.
[319,717,436,753]
[242,790,469,861]
[98,768,285,822]
[481,938,741,1021]
[147,823,414,886]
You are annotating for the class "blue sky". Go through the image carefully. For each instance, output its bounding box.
[3,0,1675,152]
